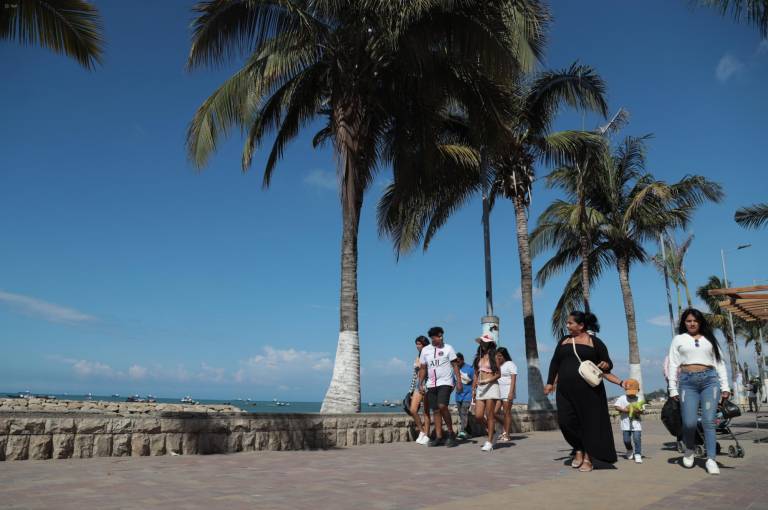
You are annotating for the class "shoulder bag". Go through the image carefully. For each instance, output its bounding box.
[571,338,603,387]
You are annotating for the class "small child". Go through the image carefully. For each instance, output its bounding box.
[614,379,644,463]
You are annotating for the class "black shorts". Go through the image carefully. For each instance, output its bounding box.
[427,385,453,410]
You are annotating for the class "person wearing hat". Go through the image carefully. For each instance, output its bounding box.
[472,333,501,452]
[614,379,645,463]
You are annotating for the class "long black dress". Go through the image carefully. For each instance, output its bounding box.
[547,335,617,464]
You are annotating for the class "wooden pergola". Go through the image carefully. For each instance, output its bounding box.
[707,284,768,322]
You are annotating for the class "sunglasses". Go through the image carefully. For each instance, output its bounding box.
[694,338,700,348]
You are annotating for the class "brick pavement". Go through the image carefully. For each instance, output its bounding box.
[0,415,766,510]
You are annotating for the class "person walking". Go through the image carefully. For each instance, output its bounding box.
[472,334,501,452]
[668,308,731,475]
[408,336,432,445]
[454,353,474,439]
[748,379,758,412]
[494,347,517,443]
[418,326,462,447]
[614,379,644,463]
[544,311,624,472]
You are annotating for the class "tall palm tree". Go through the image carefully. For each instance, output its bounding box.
[652,232,695,321]
[186,0,549,413]
[695,0,768,37]
[697,275,742,386]
[378,63,608,410]
[1,0,103,69]
[735,203,768,229]
[533,136,724,393]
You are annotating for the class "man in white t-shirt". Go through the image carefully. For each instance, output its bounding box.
[418,326,462,447]
[614,378,644,463]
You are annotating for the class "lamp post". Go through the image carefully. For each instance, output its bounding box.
[479,149,500,344]
[721,243,752,405]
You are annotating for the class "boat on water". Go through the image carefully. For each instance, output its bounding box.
[111,394,120,398]
[180,396,198,405]
[126,394,144,402]
[368,402,376,407]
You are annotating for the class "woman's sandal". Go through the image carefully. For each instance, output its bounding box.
[571,453,583,469]
[578,459,593,472]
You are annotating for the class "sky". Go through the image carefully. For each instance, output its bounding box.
[1,0,766,402]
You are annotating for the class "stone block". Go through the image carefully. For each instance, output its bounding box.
[133,418,161,434]
[46,418,76,434]
[182,433,199,455]
[0,435,6,460]
[200,433,227,454]
[242,432,256,452]
[204,419,230,434]
[9,418,46,435]
[52,434,74,459]
[165,433,182,455]
[231,419,250,432]
[227,431,244,453]
[0,418,10,435]
[254,432,269,451]
[160,419,186,433]
[73,434,95,458]
[112,434,131,456]
[28,435,53,460]
[149,434,165,456]
[6,435,30,460]
[77,418,109,434]
[111,418,133,434]
[131,433,150,456]
[94,435,113,457]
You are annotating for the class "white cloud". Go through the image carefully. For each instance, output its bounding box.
[513,286,543,300]
[236,346,333,386]
[73,360,118,378]
[303,169,337,191]
[647,314,672,327]
[0,290,96,324]
[128,364,148,380]
[715,54,744,82]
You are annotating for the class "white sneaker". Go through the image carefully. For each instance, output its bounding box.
[625,450,634,460]
[683,452,695,468]
[481,441,494,452]
[634,454,643,464]
[705,459,720,475]
[416,432,428,445]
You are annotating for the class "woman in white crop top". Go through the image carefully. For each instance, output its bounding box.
[668,308,731,475]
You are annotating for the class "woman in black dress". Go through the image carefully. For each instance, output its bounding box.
[544,311,626,471]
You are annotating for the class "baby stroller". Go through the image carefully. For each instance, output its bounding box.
[662,398,745,458]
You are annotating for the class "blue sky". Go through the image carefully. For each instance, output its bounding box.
[1,1,766,401]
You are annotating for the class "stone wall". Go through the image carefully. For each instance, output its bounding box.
[0,399,558,461]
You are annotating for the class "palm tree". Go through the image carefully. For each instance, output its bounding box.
[1,0,103,69]
[735,203,768,229]
[378,63,608,410]
[695,276,742,389]
[186,0,549,413]
[695,0,768,37]
[533,136,724,393]
[652,232,695,321]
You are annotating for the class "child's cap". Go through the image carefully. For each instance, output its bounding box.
[625,378,640,396]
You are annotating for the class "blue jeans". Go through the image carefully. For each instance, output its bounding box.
[679,368,720,460]
[622,430,642,455]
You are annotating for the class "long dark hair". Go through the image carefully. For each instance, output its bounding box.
[496,347,512,363]
[569,311,600,333]
[415,335,430,347]
[473,341,498,373]
[678,308,722,362]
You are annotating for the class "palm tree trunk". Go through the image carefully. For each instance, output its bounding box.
[723,327,740,395]
[512,195,551,411]
[617,254,644,396]
[681,272,693,308]
[321,103,364,414]
[580,233,591,314]
[674,281,683,323]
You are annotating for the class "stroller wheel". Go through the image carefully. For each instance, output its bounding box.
[736,446,745,458]
[728,445,736,457]
[695,445,706,457]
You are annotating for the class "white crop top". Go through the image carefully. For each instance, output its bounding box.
[667,333,730,397]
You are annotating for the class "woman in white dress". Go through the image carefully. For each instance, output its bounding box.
[494,347,517,443]
[472,334,500,452]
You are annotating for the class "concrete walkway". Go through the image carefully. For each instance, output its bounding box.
[1,415,766,510]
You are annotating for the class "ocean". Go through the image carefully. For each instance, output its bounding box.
[3,393,406,414]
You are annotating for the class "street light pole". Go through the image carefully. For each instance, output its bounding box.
[721,244,752,405]
[480,149,500,344]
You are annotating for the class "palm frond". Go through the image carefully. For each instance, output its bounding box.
[735,202,768,229]
[0,0,103,69]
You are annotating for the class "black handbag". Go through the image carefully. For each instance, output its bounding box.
[719,399,742,419]
[402,391,413,413]
[661,397,682,437]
